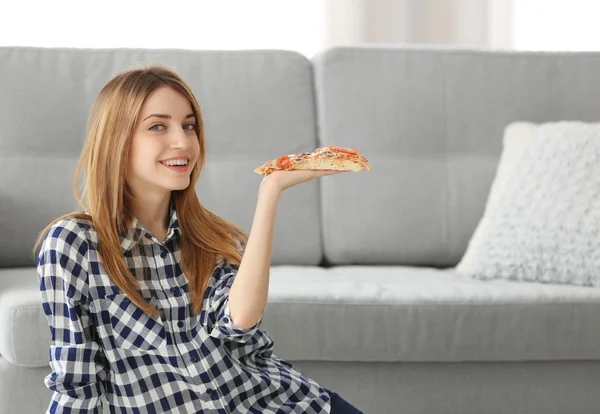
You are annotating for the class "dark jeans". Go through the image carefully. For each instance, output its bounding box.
[326,389,364,414]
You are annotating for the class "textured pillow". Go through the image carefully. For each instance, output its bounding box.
[456,122,537,273]
[459,121,600,287]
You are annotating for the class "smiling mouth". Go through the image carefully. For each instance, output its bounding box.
[160,161,191,172]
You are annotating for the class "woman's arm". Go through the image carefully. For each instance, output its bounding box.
[227,181,280,329]
[38,223,108,413]
[228,170,340,329]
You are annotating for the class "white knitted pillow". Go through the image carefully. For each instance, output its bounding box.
[456,122,537,273]
[461,121,600,287]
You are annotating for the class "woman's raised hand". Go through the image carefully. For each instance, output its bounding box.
[260,169,342,193]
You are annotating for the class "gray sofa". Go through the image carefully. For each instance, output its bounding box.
[2,45,600,414]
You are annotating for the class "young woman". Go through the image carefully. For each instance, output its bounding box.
[34,65,363,413]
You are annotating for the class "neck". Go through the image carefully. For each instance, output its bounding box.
[131,193,171,240]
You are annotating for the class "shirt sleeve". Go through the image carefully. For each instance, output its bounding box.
[207,237,262,344]
[37,222,108,414]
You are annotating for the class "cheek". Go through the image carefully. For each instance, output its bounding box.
[193,138,201,156]
[130,139,161,172]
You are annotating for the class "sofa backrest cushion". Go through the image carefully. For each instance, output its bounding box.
[313,46,600,266]
[0,47,322,267]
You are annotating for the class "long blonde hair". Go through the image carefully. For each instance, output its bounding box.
[32,64,247,317]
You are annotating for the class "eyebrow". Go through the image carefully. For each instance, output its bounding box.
[143,113,196,121]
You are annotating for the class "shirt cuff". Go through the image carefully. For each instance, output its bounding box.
[208,300,262,343]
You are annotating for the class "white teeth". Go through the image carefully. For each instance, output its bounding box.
[162,160,188,166]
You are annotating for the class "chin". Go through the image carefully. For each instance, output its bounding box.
[168,181,192,191]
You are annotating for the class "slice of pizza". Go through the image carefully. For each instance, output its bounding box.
[254,145,372,175]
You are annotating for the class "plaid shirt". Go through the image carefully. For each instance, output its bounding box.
[37,197,332,413]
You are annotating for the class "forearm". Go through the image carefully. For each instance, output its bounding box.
[228,182,280,329]
[45,342,107,413]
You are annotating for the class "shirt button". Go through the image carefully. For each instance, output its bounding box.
[207,388,216,398]
[177,321,184,328]
[160,249,168,259]
[191,356,198,363]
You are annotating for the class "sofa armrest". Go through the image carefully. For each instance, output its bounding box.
[0,288,50,367]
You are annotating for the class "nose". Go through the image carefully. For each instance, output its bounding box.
[170,125,193,150]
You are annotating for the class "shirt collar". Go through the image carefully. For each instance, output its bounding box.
[119,196,181,253]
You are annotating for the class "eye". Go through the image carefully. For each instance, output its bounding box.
[149,123,196,131]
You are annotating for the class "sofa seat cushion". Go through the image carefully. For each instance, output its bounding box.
[3,266,600,367]
[263,266,600,362]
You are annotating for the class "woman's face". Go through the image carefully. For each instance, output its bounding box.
[127,85,200,198]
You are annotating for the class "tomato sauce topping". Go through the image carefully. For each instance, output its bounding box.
[276,155,294,169]
[326,145,359,155]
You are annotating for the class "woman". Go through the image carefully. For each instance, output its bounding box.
[34,64,363,413]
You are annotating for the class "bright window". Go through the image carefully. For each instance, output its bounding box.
[512,0,600,51]
[1,0,326,57]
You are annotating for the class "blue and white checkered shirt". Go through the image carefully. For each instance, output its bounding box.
[37,198,332,413]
